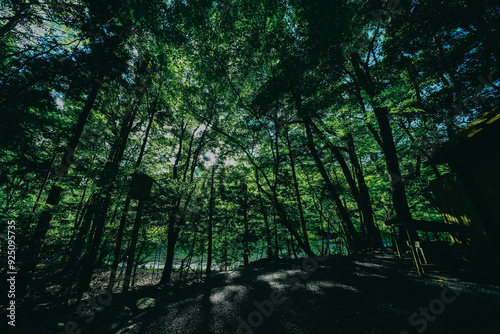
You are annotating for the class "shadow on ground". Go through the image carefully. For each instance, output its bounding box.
[9,254,500,334]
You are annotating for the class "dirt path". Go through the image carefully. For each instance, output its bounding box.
[10,254,500,334]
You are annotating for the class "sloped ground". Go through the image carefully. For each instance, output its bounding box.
[9,254,500,334]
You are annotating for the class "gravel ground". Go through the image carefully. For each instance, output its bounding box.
[7,253,500,334]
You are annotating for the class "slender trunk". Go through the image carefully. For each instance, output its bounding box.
[285,127,310,252]
[266,111,315,256]
[59,197,97,295]
[319,214,325,255]
[107,195,131,291]
[95,200,122,268]
[122,194,145,292]
[346,133,383,248]
[159,220,179,284]
[199,244,204,279]
[63,196,96,273]
[108,105,156,291]
[310,122,361,205]
[296,103,361,252]
[415,153,421,178]
[374,107,419,248]
[173,122,186,180]
[242,185,249,265]
[256,169,273,259]
[131,237,146,287]
[159,191,195,284]
[311,123,367,246]
[262,203,272,258]
[290,235,298,259]
[374,108,414,223]
[76,97,140,295]
[274,216,279,258]
[137,108,157,167]
[286,237,292,258]
[31,153,57,215]
[205,165,216,277]
[326,217,331,255]
[96,236,113,268]
[183,126,199,182]
[349,53,418,247]
[253,165,314,256]
[212,124,313,256]
[159,123,194,284]
[20,82,101,282]
[61,186,89,267]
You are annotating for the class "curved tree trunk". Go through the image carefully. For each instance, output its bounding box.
[346,133,383,248]
[204,164,216,277]
[108,105,157,292]
[293,92,362,252]
[285,125,311,253]
[20,82,101,286]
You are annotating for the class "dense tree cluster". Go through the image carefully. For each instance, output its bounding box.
[1,0,498,299]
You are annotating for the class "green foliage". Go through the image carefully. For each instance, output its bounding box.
[1,0,498,293]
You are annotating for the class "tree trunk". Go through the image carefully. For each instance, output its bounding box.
[285,126,311,253]
[297,108,361,252]
[131,237,146,287]
[107,195,131,292]
[326,216,331,255]
[158,123,201,284]
[252,165,314,257]
[75,96,139,295]
[310,122,361,206]
[205,164,216,277]
[286,237,292,258]
[62,196,96,275]
[242,184,249,265]
[262,202,273,258]
[346,133,383,248]
[109,106,156,291]
[31,153,57,216]
[274,214,279,258]
[159,219,179,284]
[374,107,418,243]
[122,193,145,292]
[349,53,418,247]
[20,82,101,283]
[60,184,88,267]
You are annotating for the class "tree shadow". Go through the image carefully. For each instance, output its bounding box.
[13,254,500,334]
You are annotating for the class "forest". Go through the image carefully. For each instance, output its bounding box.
[1,0,500,333]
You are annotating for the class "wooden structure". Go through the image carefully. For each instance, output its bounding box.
[386,105,500,272]
[46,185,63,205]
[384,218,467,273]
[431,105,500,262]
[130,173,154,200]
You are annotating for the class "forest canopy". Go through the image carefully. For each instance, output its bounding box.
[1,0,499,298]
